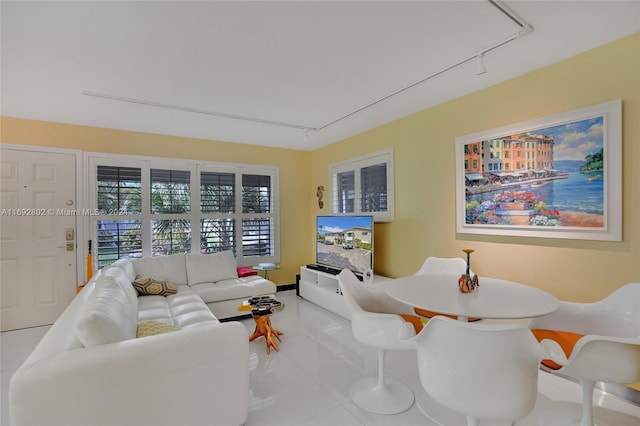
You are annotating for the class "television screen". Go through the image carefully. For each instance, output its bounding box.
[316,215,373,275]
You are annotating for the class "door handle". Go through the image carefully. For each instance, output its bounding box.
[56,243,74,251]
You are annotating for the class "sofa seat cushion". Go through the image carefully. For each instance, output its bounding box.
[190,276,277,304]
[137,285,218,328]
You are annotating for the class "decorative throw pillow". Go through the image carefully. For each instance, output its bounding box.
[136,320,180,338]
[237,267,258,277]
[132,275,178,296]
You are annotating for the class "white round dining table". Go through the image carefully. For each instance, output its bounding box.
[385,274,559,322]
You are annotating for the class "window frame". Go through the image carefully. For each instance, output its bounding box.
[85,152,279,269]
[329,149,394,222]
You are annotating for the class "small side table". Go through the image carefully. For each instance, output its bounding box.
[239,297,284,354]
[252,263,279,280]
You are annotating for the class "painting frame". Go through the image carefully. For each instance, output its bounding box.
[455,100,621,241]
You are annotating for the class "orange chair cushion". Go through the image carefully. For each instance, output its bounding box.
[531,329,584,370]
[414,308,481,322]
[400,314,424,334]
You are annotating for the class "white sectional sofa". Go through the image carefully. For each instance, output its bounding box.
[9,251,277,426]
[127,250,277,320]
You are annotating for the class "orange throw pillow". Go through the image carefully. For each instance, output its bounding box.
[531,329,584,370]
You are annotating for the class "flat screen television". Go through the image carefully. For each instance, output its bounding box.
[313,215,373,277]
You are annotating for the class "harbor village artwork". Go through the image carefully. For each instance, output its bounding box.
[455,100,621,241]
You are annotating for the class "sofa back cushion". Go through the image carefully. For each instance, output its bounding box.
[186,251,238,284]
[130,253,188,285]
[75,278,138,347]
[101,262,139,307]
[108,258,137,283]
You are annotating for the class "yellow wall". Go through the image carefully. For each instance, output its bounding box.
[0,119,312,286]
[311,33,640,303]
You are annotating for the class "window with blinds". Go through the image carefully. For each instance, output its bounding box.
[242,218,272,256]
[201,172,235,213]
[97,166,141,214]
[151,219,191,255]
[241,174,273,256]
[334,171,355,213]
[95,166,143,267]
[361,163,388,213]
[151,169,191,214]
[242,174,271,213]
[148,168,192,256]
[199,171,236,254]
[96,219,142,267]
[330,149,394,222]
[200,219,235,254]
[89,157,279,269]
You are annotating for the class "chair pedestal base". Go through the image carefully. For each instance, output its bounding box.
[350,377,414,415]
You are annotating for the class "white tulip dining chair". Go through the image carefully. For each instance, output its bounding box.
[530,282,640,426]
[415,315,544,426]
[338,268,423,415]
[415,256,468,276]
[414,256,480,321]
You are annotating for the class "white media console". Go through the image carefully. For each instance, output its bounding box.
[298,266,390,319]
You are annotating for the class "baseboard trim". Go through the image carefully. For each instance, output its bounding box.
[276,283,297,292]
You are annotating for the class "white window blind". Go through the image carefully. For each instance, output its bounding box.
[330,149,394,222]
[88,154,279,268]
[150,167,192,256]
[95,165,143,267]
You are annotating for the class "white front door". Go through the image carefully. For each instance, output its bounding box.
[1,148,78,331]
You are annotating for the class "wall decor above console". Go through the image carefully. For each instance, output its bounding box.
[455,99,622,241]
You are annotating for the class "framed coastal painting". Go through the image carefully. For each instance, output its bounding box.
[455,100,621,241]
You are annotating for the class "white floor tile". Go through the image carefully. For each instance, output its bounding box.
[246,366,341,426]
[344,400,438,426]
[296,348,368,404]
[293,404,364,426]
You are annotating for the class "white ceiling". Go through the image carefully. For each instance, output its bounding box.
[2,1,639,151]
